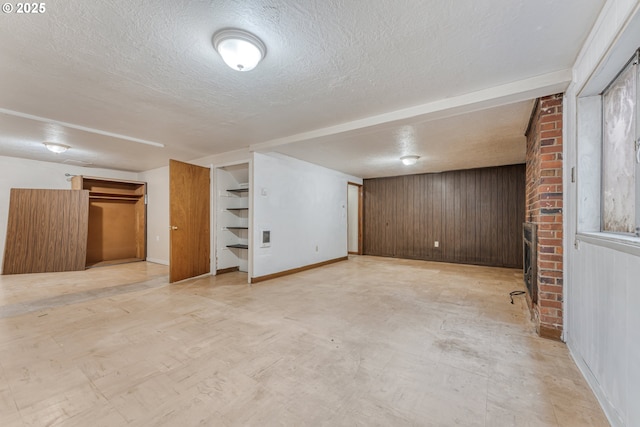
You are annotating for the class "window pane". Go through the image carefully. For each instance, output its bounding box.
[602,61,637,233]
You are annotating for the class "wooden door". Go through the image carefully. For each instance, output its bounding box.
[169,160,210,283]
[3,189,89,274]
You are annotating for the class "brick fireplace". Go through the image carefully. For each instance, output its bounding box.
[524,94,564,341]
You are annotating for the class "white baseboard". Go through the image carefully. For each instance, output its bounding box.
[567,340,623,427]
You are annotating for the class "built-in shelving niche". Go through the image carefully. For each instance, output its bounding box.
[215,163,249,274]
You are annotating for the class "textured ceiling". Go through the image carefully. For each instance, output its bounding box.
[273,100,535,178]
[0,0,605,174]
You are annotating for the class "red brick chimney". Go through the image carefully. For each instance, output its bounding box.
[525,93,564,340]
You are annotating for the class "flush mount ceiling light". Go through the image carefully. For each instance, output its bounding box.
[212,28,266,72]
[401,155,420,166]
[43,142,70,154]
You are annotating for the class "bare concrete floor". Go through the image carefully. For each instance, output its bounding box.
[0,256,607,426]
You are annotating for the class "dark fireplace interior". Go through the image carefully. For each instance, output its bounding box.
[523,222,537,305]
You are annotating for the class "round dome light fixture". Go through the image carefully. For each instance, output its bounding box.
[43,142,70,154]
[401,155,420,166]
[212,28,266,72]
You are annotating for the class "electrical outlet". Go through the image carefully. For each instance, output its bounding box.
[434,241,439,248]
[315,245,318,252]
[156,235,160,242]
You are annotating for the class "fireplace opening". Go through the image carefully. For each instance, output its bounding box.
[523,222,537,304]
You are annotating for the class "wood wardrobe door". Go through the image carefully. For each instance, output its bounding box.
[2,189,89,274]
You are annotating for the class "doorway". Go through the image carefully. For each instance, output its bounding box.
[214,163,250,277]
[347,182,363,255]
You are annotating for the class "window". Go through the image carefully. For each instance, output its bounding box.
[602,50,640,236]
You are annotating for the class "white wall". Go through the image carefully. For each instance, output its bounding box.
[140,149,362,278]
[138,165,169,265]
[569,238,640,426]
[252,152,362,279]
[565,2,640,426]
[189,148,251,169]
[347,184,359,252]
[0,155,139,270]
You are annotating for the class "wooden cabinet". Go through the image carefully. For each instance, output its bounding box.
[72,176,146,267]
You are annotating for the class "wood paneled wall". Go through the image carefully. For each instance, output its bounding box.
[363,164,525,268]
[2,189,89,274]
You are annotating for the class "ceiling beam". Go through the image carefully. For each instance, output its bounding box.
[250,69,572,152]
[0,107,165,148]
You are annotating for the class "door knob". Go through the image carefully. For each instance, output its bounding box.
[170,226,178,230]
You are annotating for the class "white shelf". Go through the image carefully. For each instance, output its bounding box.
[216,164,250,273]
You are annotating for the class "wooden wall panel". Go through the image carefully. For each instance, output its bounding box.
[363,178,394,257]
[397,175,414,258]
[442,172,456,262]
[413,174,426,259]
[363,164,525,268]
[2,189,89,274]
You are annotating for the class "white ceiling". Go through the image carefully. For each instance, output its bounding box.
[0,0,605,176]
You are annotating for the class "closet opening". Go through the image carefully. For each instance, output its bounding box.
[72,176,146,268]
[215,163,250,277]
